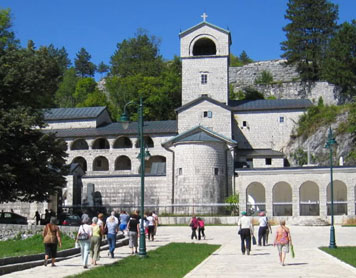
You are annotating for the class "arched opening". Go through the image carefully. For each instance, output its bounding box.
[140,155,166,175]
[71,139,89,150]
[115,155,131,171]
[93,156,109,171]
[299,181,320,216]
[246,182,265,216]
[72,157,87,172]
[193,38,216,56]
[327,180,347,215]
[113,137,132,149]
[272,182,292,216]
[135,136,154,148]
[92,138,110,149]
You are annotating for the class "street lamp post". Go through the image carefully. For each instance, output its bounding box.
[120,96,148,257]
[325,127,337,249]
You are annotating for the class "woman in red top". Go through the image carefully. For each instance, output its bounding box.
[189,215,198,239]
[197,217,205,240]
[274,220,292,266]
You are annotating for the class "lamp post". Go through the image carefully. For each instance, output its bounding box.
[120,96,149,257]
[325,127,337,249]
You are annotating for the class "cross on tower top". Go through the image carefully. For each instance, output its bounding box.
[201,12,208,22]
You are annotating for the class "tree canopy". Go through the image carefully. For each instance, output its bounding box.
[74,47,96,77]
[281,0,338,81]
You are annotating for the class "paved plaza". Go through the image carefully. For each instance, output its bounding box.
[2,225,356,278]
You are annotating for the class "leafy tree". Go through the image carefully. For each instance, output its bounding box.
[73,77,97,106]
[74,47,96,77]
[55,67,78,107]
[0,9,68,202]
[77,89,108,108]
[97,61,109,77]
[230,53,243,67]
[110,29,164,77]
[322,20,356,97]
[281,0,338,81]
[239,50,253,65]
[224,194,239,216]
[47,44,72,75]
[0,8,18,51]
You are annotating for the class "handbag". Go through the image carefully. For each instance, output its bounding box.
[77,225,89,240]
[252,235,257,245]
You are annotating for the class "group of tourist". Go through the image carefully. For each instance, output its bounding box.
[189,215,205,240]
[237,211,293,266]
[42,210,159,269]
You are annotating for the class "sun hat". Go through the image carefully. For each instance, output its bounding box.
[259,211,265,216]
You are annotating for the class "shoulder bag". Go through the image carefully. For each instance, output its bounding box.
[77,225,89,240]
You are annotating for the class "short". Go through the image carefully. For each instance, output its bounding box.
[44,243,57,258]
[120,223,127,231]
[277,243,289,253]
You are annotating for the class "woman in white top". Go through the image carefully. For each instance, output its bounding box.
[258,211,269,246]
[237,211,254,255]
[146,212,156,241]
[76,217,93,269]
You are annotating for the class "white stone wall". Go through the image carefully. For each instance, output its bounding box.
[236,167,356,218]
[173,142,228,210]
[44,119,98,130]
[182,57,229,105]
[233,109,304,152]
[253,157,284,168]
[180,25,230,57]
[178,100,232,138]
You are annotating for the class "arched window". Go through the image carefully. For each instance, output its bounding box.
[113,137,132,149]
[93,156,109,171]
[299,181,320,216]
[71,139,89,150]
[139,155,166,175]
[193,38,216,56]
[115,156,131,171]
[72,157,87,172]
[327,180,347,215]
[246,182,265,215]
[135,136,154,148]
[272,182,292,216]
[92,138,110,149]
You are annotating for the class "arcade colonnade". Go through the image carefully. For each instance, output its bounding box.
[236,167,356,217]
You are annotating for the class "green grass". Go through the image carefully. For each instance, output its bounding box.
[0,233,75,258]
[70,242,220,278]
[320,246,356,268]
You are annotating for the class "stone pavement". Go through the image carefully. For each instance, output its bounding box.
[2,225,356,278]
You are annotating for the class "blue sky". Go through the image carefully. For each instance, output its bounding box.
[2,0,355,69]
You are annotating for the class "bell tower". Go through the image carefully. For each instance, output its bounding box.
[179,15,231,105]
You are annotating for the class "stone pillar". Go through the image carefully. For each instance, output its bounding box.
[292,182,300,216]
[320,183,327,218]
[265,183,273,217]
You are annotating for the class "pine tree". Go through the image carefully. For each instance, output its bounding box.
[281,0,338,81]
[74,47,96,77]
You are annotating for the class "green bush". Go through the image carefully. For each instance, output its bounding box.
[255,70,274,84]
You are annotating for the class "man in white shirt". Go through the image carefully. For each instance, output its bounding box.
[237,211,254,255]
[258,211,268,246]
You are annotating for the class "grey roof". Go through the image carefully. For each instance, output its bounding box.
[162,125,237,148]
[46,120,178,138]
[44,107,107,121]
[236,149,284,158]
[228,99,313,112]
[176,96,230,113]
[179,21,231,38]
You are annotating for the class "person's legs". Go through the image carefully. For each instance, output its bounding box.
[83,240,90,267]
[240,230,246,254]
[198,228,202,240]
[258,226,263,246]
[246,230,251,255]
[202,228,205,239]
[191,228,197,239]
[262,226,267,246]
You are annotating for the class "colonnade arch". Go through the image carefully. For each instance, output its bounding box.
[299,181,320,216]
[135,136,154,148]
[93,156,109,171]
[92,138,110,149]
[72,156,87,172]
[115,155,131,171]
[246,182,265,215]
[71,139,89,150]
[272,182,292,216]
[139,155,166,175]
[327,180,347,215]
[113,136,132,149]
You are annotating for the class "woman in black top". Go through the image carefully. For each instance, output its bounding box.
[127,214,140,254]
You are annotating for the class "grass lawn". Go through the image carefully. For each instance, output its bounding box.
[320,246,356,268]
[0,233,75,258]
[70,242,220,278]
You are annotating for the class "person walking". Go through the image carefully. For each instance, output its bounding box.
[258,211,269,246]
[34,211,41,225]
[127,214,140,254]
[197,217,206,240]
[146,212,156,241]
[274,220,292,266]
[42,217,62,267]
[76,217,92,269]
[189,215,198,240]
[237,211,254,255]
[119,211,129,235]
[90,217,101,265]
[105,215,119,258]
